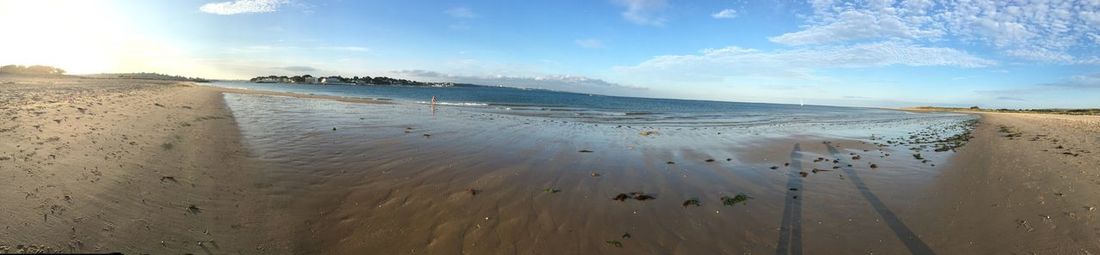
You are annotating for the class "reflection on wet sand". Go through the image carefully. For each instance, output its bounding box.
[223,92,975,254]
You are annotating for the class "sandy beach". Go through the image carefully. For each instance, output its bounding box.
[0,75,286,253]
[2,76,1099,254]
[918,112,1100,254]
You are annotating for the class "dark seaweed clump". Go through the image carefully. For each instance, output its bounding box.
[721,193,752,206]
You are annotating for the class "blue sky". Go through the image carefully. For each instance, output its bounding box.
[1,0,1099,108]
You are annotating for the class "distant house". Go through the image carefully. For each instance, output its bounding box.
[303,76,318,84]
[321,76,352,85]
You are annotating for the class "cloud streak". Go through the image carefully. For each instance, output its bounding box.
[393,69,647,96]
[282,66,317,72]
[445,7,477,19]
[618,41,994,76]
[772,0,1100,64]
[574,39,605,49]
[613,0,667,26]
[711,9,738,19]
[1048,72,1100,89]
[317,46,369,52]
[199,0,288,15]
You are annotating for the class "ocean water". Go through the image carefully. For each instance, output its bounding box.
[206,81,969,128]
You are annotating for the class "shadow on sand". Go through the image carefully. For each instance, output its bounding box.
[775,143,804,255]
[775,143,935,255]
[825,144,935,255]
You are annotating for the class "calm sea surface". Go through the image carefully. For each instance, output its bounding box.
[206,81,969,128]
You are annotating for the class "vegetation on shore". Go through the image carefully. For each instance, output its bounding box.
[911,106,1100,116]
[84,72,210,82]
[249,74,452,86]
[0,65,66,75]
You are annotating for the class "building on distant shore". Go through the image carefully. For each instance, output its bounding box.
[248,74,453,87]
[321,76,353,85]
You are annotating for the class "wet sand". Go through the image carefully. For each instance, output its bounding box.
[3,75,1099,254]
[220,92,969,254]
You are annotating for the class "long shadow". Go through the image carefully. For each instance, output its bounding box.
[775,143,803,255]
[825,144,935,255]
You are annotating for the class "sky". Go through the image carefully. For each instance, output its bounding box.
[1,0,1099,108]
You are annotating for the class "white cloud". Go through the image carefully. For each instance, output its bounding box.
[711,9,738,19]
[317,46,369,52]
[199,0,288,15]
[772,0,1100,64]
[619,41,994,75]
[445,7,477,18]
[393,70,648,96]
[1063,72,1100,88]
[613,0,667,26]
[574,39,605,49]
[282,66,317,72]
[610,41,995,98]
[769,8,941,46]
[1004,48,1074,63]
[223,45,370,55]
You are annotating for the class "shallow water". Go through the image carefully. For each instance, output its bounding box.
[209,81,968,127]
[223,92,976,253]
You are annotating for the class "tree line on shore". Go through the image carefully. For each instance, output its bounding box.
[917,106,1100,115]
[87,72,210,82]
[249,74,452,86]
[0,65,65,75]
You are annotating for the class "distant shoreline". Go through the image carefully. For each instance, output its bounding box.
[900,106,1100,116]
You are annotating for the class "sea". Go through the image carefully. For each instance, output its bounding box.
[204,81,972,129]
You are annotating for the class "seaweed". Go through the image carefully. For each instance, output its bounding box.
[606,240,623,248]
[721,194,753,206]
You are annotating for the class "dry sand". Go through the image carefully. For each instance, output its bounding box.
[0,75,288,253]
[2,75,1099,254]
[916,112,1100,254]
